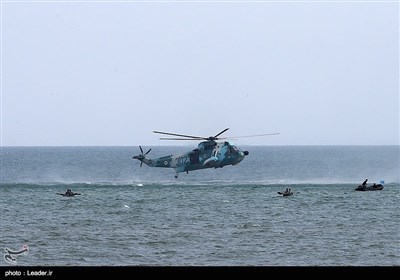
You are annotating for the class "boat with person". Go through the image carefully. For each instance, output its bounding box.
[354,180,384,191]
[56,189,81,197]
[278,188,294,196]
[57,192,81,197]
[354,183,384,191]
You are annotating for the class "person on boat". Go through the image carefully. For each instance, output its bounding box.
[66,189,73,196]
[362,179,368,187]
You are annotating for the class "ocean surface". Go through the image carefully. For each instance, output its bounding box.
[0,145,399,266]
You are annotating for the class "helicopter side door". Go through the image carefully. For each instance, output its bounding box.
[189,149,200,165]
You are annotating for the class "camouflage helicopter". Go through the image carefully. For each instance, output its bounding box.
[132,128,279,178]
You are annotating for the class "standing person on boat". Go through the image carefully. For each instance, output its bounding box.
[362,179,368,187]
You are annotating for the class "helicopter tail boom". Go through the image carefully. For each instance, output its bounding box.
[132,146,179,169]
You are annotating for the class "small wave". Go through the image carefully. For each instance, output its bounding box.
[238,222,261,228]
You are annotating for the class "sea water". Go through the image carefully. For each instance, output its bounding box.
[0,146,399,266]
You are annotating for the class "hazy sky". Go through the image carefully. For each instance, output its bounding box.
[1,1,399,146]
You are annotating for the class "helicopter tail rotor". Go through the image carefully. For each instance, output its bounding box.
[132,146,152,167]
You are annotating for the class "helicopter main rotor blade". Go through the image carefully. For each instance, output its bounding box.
[213,128,229,139]
[159,138,204,140]
[153,131,205,140]
[139,146,144,154]
[153,129,276,141]
[225,133,280,139]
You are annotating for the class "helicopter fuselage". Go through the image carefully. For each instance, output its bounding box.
[136,140,248,177]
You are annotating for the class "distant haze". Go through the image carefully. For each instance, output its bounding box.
[2,1,399,146]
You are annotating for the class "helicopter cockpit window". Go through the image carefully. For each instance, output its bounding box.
[224,142,232,153]
[199,142,215,151]
[232,146,239,152]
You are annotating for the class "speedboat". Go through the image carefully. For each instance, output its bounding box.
[56,192,81,197]
[354,184,384,191]
[278,190,294,196]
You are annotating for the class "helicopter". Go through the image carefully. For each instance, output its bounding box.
[132,128,279,178]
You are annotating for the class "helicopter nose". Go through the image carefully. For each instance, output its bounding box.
[243,151,249,156]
